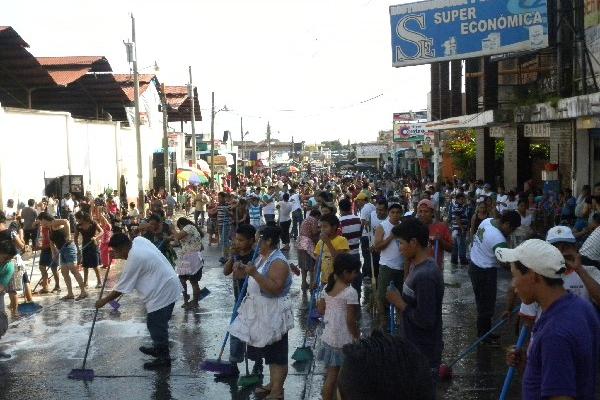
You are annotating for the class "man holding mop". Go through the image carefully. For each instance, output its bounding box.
[95,233,181,370]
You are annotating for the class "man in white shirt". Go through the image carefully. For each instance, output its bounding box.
[355,192,376,281]
[469,210,521,342]
[96,234,181,370]
[289,187,304,239]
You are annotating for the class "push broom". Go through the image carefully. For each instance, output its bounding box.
[68,263,112,381]
[18,251,42,314]
[292,247,324,362]
[200,243,261,374]
[438,306,519,380]
[237,343,261,389]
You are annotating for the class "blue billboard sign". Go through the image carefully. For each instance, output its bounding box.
[390,0,549,67]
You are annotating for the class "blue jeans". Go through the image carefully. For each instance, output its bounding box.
[451,229,468,265]
[291,209,303,238]
[147,302,175,353]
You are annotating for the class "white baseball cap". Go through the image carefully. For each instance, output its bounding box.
[495,239,566,279]
[580,226,600,262]
[546,226,576,244]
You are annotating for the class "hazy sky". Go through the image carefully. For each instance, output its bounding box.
[5,0,429,144]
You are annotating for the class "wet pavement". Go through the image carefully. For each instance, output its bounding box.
[0,235,524,400]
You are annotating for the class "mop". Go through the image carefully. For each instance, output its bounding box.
[498,326,529,400]
[367,234,377,318]
[68,264,112,381]
[200,244,261,374]
[292,248,324,362]
[388,282,396,334]
[438,306,519,380]
[308,246,325,322]
[18,251,42,314]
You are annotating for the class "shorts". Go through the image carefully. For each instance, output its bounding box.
[207,219,217,235]
[247,332,288,366]
[317,342,345,368]
[179,268,203,282]
[39,248,58,268]
[298,249,315,271]
[81,243,100,268]
[59,242,78,266]
[24,229,37,245]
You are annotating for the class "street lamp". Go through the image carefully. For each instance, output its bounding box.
[209,90,229,188]
[124,14,144,213]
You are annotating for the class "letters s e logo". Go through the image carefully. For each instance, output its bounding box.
[395,14,434,62]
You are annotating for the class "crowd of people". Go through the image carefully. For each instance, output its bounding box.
[0,173,599,399]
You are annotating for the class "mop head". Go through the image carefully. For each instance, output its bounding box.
[198,287,211,301]
[200,359,237,374]
[438,363,453,380]
[68,368,95,381]
[109,300,121,311]
[238,373,261,389]
[291,346,314,362]
[17,302,42,314]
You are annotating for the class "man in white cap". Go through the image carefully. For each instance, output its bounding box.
[518,226,600,323]
[498,239,600,400]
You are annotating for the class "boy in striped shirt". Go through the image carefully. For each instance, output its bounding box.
[339,198,364,300]
[248,195,262,229]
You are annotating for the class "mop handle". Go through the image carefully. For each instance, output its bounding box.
[498,325,529,400]
[29,251,37,279]
[388,282,396,334]
[302,248,324,347]
[448,306,519,367]
[81,264,112,370]
[434,239,439,266]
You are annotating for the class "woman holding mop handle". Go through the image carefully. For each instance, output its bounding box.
[95,233,181,370]
[228,226,294,400]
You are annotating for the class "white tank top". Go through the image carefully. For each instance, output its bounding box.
[378,219,404,270]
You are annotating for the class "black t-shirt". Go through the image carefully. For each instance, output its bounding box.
[233,250,254,300]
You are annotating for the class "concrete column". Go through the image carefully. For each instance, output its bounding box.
[431,63,441,121]
[575,128,590,194]
[450,60,463,117]
[550,121,574,189]
[440,62,451,120]
[503,127,519,191]
[476,128,495,183]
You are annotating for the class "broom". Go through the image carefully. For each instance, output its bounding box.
[18,251,42,314]
[68,263,112,381]
[200,243,260,374]
[498,326,529,400]
[292,247,324,362]
[237,343,261,389]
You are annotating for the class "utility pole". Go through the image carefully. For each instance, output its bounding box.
[161,83,170,192]
[129,14,144,212]
[189,66,197,167]
[267,121,272,179]
[240,116,245,176]
[210,91,215,188]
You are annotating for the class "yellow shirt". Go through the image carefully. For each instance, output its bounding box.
[314,235,349,284]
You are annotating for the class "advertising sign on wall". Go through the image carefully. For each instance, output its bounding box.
[393,121,432,142]
[390,0,549,67]
[393,110,428,121]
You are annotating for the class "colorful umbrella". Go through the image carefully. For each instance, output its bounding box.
[196,159,211,173]
[177,168,208,184]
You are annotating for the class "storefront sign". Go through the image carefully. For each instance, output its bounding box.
[393,122,431,141]
[524,123,551,137]
[390,0,549,67]
[393,110,428,121]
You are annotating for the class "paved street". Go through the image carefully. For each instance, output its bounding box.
[0,238,522,400]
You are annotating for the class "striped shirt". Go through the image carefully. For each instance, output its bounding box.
[249,205,262,226]
[339,214,362,255]
[217,204,230,224]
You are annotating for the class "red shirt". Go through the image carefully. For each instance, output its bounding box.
[428,222,451,270]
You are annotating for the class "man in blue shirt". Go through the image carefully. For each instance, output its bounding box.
[497,239,600,400]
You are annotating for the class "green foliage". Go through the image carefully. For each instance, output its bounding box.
[321,140,343,151]
[446,129,476,179]
[530,143,550,159]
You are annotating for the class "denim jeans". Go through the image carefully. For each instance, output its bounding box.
[291,209,303,238]
[451,229,468,265]
[468,263,497,337]
[360,236,372,277]
[146,302,175,354]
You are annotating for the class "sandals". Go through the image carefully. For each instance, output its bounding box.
[76,292,88,301]
[61,295,75,300]
[38,288,50,294]
[254,385,271,398]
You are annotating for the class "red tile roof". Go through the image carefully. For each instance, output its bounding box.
[36,56,112,85]
[113,73,156,101]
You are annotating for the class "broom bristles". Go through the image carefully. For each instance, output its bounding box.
[200,359,236,373]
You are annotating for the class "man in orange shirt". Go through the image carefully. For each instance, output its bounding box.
[417,199,452,270]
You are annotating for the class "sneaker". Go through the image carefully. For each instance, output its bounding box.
[143,357,172,370]
[215,364,240,380]
[139,346,165,357]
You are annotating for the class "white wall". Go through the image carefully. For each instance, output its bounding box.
[0,103,164,209]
